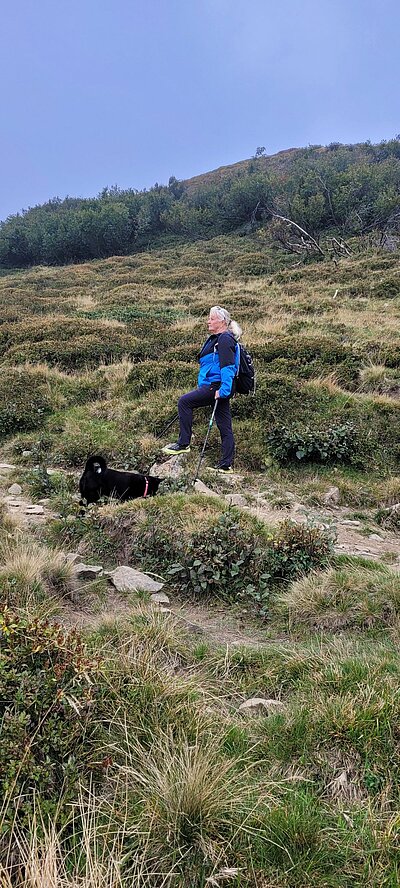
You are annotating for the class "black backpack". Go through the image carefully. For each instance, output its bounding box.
[235,343,256,395]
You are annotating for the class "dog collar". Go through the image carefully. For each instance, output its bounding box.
[143,477,149,498]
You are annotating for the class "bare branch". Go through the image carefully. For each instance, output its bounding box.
[268,211,325,255]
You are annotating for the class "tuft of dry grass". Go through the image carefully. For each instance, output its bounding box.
[0,535,76,613]
[277,561,400,629]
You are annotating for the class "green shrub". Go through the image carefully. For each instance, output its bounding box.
[370,277,400,299]
[233,253,270,276]
[268,422,358,465]
[167,512,333,609]
[256,335,360,387]
[6,332,137,370]
[0,368,53,439]
[126,360,196,397]
[168,511,269,601]
[0,611,103,830]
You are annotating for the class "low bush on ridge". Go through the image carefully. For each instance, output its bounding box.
[0,368,53,439]
[61,497,333,610]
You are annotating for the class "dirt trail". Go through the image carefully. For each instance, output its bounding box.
[2,460,400,644]
[244,495,400,561]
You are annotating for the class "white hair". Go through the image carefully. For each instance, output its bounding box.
[209,305,242,341]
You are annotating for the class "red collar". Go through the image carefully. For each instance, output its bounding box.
[143,477,149,498]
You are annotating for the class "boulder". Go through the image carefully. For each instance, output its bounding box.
[150,591,170,605]
[107,566,164,594]
[194,479,219,497]
[8,483,22,495]
[238,697,285,716]
[323,486,340,506]
[225,493,247,507]
[150,455,186,480]
[73,562,103,580]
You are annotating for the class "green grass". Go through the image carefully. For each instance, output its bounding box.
[2,234,400,884]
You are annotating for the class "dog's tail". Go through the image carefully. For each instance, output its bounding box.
[85,454,107,474]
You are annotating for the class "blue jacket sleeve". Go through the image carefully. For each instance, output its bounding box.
[218,333,236,398]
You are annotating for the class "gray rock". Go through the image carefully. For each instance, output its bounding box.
[238,697,285,716]
[150,591,170,605]
[292,502,306,513]
[369,533,384,541]
[225,493,247,507]
[8,483,22,495]
[150,455,186,479]
[107,566,164,594]
[73,563,103,580]
[0,463,16,471]
[25,504,44,515]
[323,486,340,506]
[194,479,219,497]
[6,498,22,508]
[21,450,32,458]
[38,498,51,505]
[341,520,361,527]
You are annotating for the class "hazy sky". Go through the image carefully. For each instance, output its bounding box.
[1,0,400,221]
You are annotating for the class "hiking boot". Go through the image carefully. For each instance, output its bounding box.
[162,442,191,455]
[212,465,234,474]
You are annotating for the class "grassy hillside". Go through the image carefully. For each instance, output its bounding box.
[1,233,400,886]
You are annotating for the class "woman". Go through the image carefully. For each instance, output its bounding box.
[162,306,242,473]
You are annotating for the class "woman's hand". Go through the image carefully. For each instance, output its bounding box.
[215,389,220,399]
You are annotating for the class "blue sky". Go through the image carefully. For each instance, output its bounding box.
[1,0,400,221]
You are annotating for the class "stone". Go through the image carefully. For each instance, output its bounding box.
[150,455,186,480]
[21,450,32,457]
[6,499,22,508]
[150,591,170,605]
[25,504,44,515]
[341,520,361,527]
[0,463,16,471]
[323,486,340,506]
[224,493,247,507]
[369,533,384,541]
[38,498,50,505]
[73,562,103,580]
[107,566,164,594]
[7,483,22,495]
[194,479,219,497]
[238,697,285,716]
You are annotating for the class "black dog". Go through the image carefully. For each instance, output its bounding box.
[79,455,162,505]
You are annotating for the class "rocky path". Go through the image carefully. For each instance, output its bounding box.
[194,475,400,563]
[0,463,54,527]
[2,458,400,645]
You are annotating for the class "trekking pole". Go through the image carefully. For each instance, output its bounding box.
[154,412,179,441]
[193,401,218,484]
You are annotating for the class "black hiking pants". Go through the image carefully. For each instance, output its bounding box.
[177,384,234,468]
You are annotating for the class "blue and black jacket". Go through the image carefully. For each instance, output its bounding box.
[197,332,240,398]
